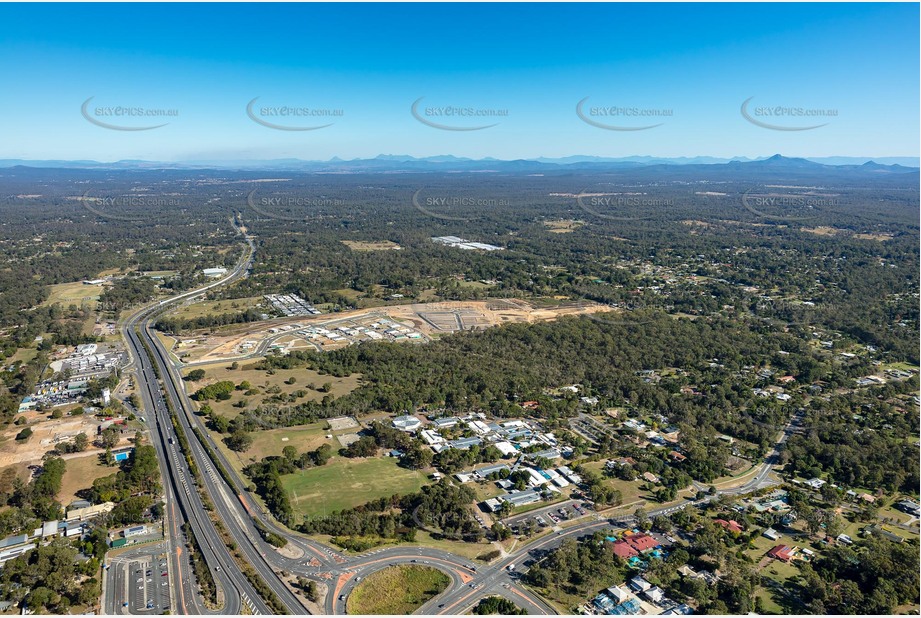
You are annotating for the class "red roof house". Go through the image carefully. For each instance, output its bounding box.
[715,519,744,534]
[626,533,660,553]
[612,540,639,559]
[767,544,796,562]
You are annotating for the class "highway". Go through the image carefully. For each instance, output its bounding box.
[122,254,271,615]
[121,218,308,615]
[113,219,793,615]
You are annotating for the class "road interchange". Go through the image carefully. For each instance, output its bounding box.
[115,224,789,615]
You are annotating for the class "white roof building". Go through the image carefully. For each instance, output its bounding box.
[392,415,422,432]
[607,586,631,604]
[420,429,445,445]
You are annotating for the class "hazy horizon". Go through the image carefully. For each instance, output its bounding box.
[1,3,918,161]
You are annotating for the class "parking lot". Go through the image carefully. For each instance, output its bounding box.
[109,550,171,614]
[505,500,591,534]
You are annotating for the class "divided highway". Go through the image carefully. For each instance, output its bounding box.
[114,222,789,615]
[121,222,307,614]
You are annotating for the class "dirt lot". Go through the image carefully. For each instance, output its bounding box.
[59,453,120,504]
[0,410,135,469]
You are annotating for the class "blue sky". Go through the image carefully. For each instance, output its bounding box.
[0,3,917,161]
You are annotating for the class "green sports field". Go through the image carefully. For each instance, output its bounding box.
[281,455,429,518]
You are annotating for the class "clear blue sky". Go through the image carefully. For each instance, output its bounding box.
[0,3,917,161]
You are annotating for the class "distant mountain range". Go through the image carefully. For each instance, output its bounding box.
[0,153,917,172]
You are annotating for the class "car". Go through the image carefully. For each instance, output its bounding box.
[161,582,168,587]
[438,604,445,608]
[338,595,345,601]
[410,559,417,563]
[162,572,168,577]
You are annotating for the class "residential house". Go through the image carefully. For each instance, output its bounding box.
[644,586,667,604]
[715,519,743,534]
[767,545,797,562]
[628,576,652,593]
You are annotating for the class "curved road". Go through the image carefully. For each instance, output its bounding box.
[117,219,792,615]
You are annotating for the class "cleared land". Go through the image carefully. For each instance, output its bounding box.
[216,422,337,475]
[346,565,449,615]
[543,220,584,233]
[282,456,429,518]
[177,298,613,364]
[59,453,119,505]
[341,240,402,251]
[0,411,129,469]
[183,360,361,420]
[170,296,265,320]
[42,280,107,308]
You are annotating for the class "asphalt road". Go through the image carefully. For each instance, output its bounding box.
[111,221,792,615]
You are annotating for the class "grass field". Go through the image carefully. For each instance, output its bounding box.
[42,281,106,308]
[59,454,119,504]
[215,422,336,475]
[282,456,429,518]
[184,361,361,420]
[581,461,651,506]
[413,531,496,561]
[346,565,449,615]
[754,586,785,614]
[170,296,265,320]
[8,347,38,365]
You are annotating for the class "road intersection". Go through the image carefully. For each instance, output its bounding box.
[115,224,788,615]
